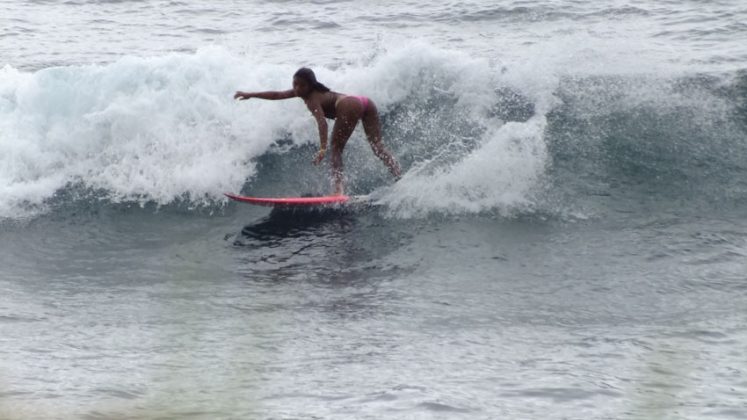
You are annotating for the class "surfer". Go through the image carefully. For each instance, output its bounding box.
[234,67,401,195]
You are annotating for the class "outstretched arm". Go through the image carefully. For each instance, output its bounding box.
[234,90,296,100]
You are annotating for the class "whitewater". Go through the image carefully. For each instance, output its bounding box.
[2,1,747,419]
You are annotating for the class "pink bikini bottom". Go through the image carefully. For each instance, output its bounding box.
[351,95,370,112]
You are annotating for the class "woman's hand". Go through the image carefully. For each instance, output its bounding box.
[234,91,251,100]
[312,148,327,165]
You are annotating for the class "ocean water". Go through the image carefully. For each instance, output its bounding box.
[2,0,747,418]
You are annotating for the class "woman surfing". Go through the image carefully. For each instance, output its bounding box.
[234,67,401,195]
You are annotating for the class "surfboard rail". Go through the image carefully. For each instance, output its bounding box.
[224,192,352,207]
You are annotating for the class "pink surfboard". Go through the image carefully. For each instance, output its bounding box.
[225,192,356,207]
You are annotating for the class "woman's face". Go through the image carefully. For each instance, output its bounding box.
[293,76,311,97]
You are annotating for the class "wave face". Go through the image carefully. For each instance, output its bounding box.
[544,72,747,214]
[1,44,745,220]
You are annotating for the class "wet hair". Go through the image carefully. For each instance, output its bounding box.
[293,67,330,93]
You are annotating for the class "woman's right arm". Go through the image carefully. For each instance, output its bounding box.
[234,90,296,100]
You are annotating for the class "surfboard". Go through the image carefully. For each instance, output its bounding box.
[225,192,367,207]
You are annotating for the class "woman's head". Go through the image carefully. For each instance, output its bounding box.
[293,67,330,97]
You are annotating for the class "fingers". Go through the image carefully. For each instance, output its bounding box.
[233,91,247,100]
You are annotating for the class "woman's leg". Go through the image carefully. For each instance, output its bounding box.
[329,98,362,194]
[361,101,401,179]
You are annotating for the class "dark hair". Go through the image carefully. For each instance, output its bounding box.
[294,67,330,93]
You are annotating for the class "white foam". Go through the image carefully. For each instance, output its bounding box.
[380,115,549,217]
[1,48,309,218]
[0,43,558,219]
[360,43,557,217]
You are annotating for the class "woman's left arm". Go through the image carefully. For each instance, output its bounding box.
[307,100,328,165]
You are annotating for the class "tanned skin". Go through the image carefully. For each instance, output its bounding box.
[234,76,401,195]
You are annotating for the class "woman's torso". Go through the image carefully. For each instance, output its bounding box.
[313,91,344,119]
